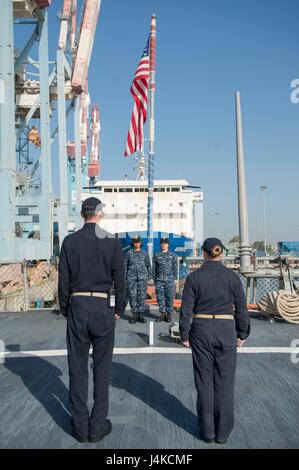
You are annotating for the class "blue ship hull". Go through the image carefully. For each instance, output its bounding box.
[118,231,195,258]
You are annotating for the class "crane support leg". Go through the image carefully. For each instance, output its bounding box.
[57,49,69,246]
[0,1,16,261]
[38,10,53,259]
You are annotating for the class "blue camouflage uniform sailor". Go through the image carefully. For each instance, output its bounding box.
[153,237,178,323]
[179,237,250,444]
[125,235,151,324]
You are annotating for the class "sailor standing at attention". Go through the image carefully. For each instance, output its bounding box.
[125,235,152,324]
[179,237,250,444]
[58,197,125,443]
[153,237,178,323]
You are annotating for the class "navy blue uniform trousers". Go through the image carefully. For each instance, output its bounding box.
[66,295,115,437]
[189,318,237,441]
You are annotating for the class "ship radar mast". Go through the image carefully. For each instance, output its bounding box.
[133,150,148,180]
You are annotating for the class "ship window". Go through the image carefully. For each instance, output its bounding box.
[104,188,112,192]
[119,188,126,192]
[125,188,133,192]
[171,187,180,192]
[135,188,140,192]
[97,186,102,191]
[113,188,118,192]
[18,207,29,216]
[145,188,148,192]
[157,188,165,192]
[154,188,158,192]
[32,215,39,223]
[166,188,170,192]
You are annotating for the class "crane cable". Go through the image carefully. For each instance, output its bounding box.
[258,290,299,324]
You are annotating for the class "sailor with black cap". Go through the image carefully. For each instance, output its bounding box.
[153,237,178,322]
[125,235,152,323]
[179,237,250,444]
[58,197,125,443]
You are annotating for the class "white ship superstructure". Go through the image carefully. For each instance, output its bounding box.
[79,179,203,244]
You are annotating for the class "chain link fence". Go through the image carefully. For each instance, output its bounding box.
[0,261,58,312]
[238,274,280,304]
[1,258,297,313]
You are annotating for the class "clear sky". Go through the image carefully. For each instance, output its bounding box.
[16,0,299,245]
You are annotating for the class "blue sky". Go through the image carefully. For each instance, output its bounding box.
[15,0,299,244]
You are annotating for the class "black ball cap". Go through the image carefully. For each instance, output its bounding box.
[202,237,226,252]
[81,197,102,213]
[160,237,170,244]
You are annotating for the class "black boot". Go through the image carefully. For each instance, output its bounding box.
[90,419,112,443]
[165,313,172,323]
[130,313,138,324]
[138,313,147,323]
[156,312,165,322]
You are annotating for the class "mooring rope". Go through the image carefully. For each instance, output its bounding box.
[258,290,299,324]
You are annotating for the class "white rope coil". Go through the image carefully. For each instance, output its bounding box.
[258,290,299,324]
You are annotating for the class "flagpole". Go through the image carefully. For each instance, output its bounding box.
[147,14,156,262]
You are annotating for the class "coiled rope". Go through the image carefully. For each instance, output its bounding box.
[258,290,299,324]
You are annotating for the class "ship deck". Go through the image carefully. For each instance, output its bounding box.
[0,308,299,449]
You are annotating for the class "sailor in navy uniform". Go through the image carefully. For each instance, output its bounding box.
[125,235,151,324]
[58,197,125,443]
[153,237,178,322]
[179,237,250,444]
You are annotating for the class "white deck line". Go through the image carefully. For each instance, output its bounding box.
[149,321,154,346]
[1,347,299,359]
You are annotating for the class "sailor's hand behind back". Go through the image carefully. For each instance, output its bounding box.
[237,338,246,347]
[115,313,120,321]
[181,340,190,348]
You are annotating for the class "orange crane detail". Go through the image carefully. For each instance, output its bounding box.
[71,0,101,94]
[28,126,41,147]
[88,105,100,185]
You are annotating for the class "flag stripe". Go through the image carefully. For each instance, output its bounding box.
[124,39,150,157]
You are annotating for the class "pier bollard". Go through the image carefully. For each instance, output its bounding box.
[149,321,154,346]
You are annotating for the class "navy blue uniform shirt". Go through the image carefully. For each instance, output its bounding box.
[179,260,250,341]
[58,223,126,316]
[125,249,152,281]
[153,250,177,281]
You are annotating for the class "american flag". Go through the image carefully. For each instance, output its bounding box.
[124,39,150,156]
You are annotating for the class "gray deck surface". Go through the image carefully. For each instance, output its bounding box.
[0,308,299,449]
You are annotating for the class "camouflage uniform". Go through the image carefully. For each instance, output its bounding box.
[125,249,151,316]
[153,250,178,315]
